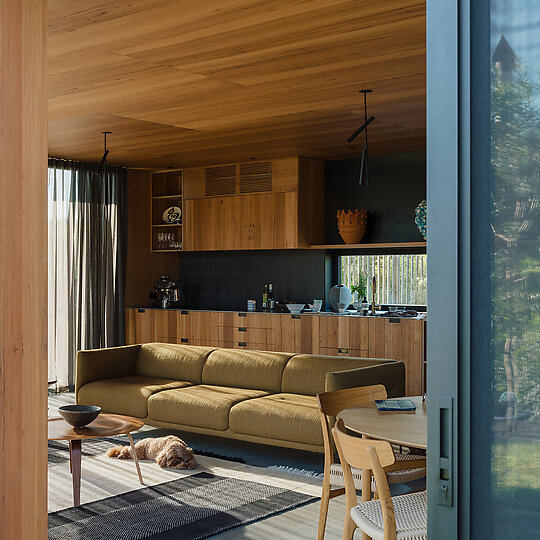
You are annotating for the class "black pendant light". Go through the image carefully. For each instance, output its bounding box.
[97,131,112,174]
[347,90,374,185]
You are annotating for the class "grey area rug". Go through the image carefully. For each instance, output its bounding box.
[48,471,316,540]
[48,438,245,468]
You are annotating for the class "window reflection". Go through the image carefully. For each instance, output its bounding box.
[490,0,540,535]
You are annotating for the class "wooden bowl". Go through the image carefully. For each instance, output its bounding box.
[58,405,101,427]
[337,209,368,244]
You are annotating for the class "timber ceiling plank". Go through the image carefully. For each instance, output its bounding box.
[48,0,426,168]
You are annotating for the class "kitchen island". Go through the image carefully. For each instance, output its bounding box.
[125,308,426,396]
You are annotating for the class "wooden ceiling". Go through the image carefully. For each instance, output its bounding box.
[48,1,426,169]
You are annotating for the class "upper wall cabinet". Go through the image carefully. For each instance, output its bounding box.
[182,157,324,251]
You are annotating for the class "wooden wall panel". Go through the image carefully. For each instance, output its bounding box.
[0,0,48,537]
[125,169,179,307]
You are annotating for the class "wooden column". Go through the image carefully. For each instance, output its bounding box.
[0,0,48,538]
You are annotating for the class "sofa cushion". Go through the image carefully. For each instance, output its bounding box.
[148,385,269,431]
[281,355,391,395]
[135,343,215,383]
[202,349,293,393]
[229,393,322,446]
[77,376,191,418]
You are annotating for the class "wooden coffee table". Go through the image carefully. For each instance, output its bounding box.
[48,413,144,507]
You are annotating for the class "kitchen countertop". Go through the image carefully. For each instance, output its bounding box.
[127,307,426,319]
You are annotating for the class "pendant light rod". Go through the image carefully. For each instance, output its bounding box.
[97,131,112,173]
[346,115,375,143]
[346,89,374,143]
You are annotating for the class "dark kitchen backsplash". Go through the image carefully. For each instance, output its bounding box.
[325,151,426,244]
[177,249,331,311]
[168,151,426,310]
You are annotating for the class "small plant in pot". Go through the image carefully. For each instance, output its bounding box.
[351,274,368,311]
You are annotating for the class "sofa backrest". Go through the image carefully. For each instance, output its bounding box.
[281,354,393,396]
[135,343,215,383]
[202,348,294,392]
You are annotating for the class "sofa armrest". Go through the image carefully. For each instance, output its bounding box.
[325,360,406,397]
[75,344,142,400]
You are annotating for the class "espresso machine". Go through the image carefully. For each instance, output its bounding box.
[151,275,184,308]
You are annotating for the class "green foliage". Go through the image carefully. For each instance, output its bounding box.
[351,273,367,300]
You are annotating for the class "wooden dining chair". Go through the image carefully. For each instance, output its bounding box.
[333,419,427,540]
[316,385,426,540]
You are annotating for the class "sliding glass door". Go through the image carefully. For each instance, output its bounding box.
[428,0,540,537]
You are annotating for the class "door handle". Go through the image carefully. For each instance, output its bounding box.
[437,396,453,507]
[338,347,349,354]
[238,327,247,332]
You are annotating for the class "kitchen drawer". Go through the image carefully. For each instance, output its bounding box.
[319,346,351,358]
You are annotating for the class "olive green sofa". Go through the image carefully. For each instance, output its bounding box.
[75,343,405,453]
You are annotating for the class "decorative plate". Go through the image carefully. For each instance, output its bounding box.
[414,200,427,239]
[163,206,182,224]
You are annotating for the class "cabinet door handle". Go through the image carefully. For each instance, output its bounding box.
[238,312,247,317]
[137,308,146,313]
[180,338,188,343]
[338,348,349,354]
[292,314,301,320]
[389,318,401,324]
[181,310,189,315]
[238,327,247,332]
[237,342,247,347]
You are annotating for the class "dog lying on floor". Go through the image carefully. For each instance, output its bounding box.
[107,435,197,469]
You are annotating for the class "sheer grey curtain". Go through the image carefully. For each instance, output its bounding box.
[48,158,127,389]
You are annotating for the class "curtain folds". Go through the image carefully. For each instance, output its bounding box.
[48,158,127,389]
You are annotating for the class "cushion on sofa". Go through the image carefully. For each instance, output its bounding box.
[77,375,192,418]
[281,355,391,395]
[148,385,269,431]
[201,348,293,392]
[229,393,322,446]
[135,343,215,383]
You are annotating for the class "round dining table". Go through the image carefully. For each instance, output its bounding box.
[337,395,427,450]
[337,395,427,540]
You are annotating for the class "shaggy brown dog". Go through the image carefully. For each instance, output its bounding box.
[107,435,197,470]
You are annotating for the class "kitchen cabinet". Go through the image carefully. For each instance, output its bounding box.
[126,308,156,344]
[368,318,424,396]
[183,196,237,251]
[280,314,315,354]
[216,312,282,351]
[183,157,323,251]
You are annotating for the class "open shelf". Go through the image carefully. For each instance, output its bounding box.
[310,241,426,250]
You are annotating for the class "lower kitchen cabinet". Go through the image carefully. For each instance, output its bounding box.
[280,314,315,354]
[368,318,424,396]
[125,309,425,395]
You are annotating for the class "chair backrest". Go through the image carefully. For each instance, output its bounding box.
[317,384,388,417]
[316,384,387,465]
[332,419,397,539]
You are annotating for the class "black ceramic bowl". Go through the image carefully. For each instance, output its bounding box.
[58,405,101,427]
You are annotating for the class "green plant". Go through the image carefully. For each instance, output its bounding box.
[351,273,367,300]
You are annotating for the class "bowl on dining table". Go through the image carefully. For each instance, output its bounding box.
[58,405,101,427]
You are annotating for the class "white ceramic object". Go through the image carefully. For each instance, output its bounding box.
[162,206,182,224]
[328,285,352,311]
[287,303,305,314]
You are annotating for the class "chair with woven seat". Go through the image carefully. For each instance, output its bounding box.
[316,385,426,540]
[332,418,427,540]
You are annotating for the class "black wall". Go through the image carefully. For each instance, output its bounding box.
[325,151,426,244]
[175,151,426,310]
[178,249,330,310]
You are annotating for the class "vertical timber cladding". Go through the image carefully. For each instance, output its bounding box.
[0,0,48,538]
